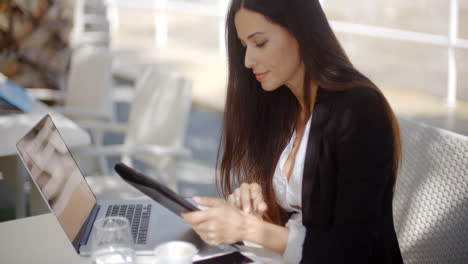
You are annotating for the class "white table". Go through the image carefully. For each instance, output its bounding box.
[0,214,283,264]
[0,101,91,218]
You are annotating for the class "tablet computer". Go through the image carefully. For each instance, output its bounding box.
[114,162,199,215]
[194,251,254,264]
[116,162,245,250]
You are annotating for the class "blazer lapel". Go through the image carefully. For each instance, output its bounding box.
[301,87,335,227]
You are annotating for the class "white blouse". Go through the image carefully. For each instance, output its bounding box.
[272,116,312,263]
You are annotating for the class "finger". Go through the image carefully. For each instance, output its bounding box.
[192,228,215,246]
[252,192,267,213]
[193,196,225,208]
[203,236,219,247]
[253,201,267,217]
[194,223,223,247]
[249,184,262,211]
[193,222,221,246]
[233,188,241,208]
[180,210,210,225]
[181,212,196,225]
[240,183,252,213]
[227,193,236,206]
[245,183,266,212]
[208,239,220,246]
[249,183,262,200]
[258,200,267,212]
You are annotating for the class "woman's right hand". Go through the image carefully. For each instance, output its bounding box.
[227,183,267,217]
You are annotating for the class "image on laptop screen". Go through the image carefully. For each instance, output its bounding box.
[16,115,96,245]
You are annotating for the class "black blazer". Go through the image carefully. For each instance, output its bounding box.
[300,86,403,263]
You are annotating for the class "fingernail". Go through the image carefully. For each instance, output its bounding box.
[244,207,250,213]
[260,203,266,211]
[193,196,201,202]
[251,192,257,199]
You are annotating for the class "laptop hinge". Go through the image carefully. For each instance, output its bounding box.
[77,204,101,252]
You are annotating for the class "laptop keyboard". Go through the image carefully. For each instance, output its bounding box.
[105,204,152,245]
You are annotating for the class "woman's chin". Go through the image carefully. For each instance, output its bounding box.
[259,82,279,92]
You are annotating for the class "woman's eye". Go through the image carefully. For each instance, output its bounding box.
[256,40,268,48]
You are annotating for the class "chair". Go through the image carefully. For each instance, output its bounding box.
[27,46,114,123]
[57,46,114,122]
[70,0,112,49]
[393,117,468,263]
[27,46,116,173]
[74,66,193,192]
[27,45,140,121]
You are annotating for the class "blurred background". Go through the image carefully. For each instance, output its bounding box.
[1,0,467,221]
[111,0,468,133]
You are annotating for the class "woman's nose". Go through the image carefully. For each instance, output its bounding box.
[244,47,255,69]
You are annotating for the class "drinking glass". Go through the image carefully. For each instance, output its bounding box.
[91,216,136,264]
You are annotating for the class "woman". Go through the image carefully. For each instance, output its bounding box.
[182,0,403,263]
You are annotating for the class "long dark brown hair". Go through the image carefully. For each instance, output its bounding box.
[217,0,401,225]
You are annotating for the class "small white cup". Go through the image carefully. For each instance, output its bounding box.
[153,241,198,264]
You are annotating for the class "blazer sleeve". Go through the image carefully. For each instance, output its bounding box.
[301,87,395,263]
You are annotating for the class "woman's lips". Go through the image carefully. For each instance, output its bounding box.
[255,72,268,81]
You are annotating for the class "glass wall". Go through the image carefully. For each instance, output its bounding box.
[460,1,468,39]
[323,0,468,101]
[114,0,468,103]
[324,0,450,35]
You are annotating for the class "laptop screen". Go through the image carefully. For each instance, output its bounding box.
[16,114,96,245]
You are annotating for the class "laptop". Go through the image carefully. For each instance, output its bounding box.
[15,114,219,256]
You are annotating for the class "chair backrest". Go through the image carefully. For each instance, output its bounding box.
[394,117,468,263]
[71,0,110,49]
[64,46,113,121]
[124,66,192,171]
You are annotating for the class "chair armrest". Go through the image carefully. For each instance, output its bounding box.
[52,106,112,121]
[26,88,66,103]
[75,120,128,134]
[70,31,110,49]
[112,64,141,83]
[74,144,192,159]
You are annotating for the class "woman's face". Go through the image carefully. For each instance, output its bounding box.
[234,8,304,92]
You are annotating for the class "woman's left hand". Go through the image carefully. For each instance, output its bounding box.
[181,196,251,246]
